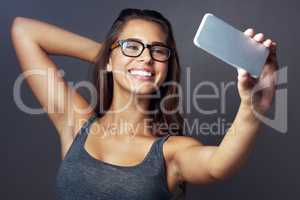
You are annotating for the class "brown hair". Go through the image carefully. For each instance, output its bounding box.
[90,8,186,198]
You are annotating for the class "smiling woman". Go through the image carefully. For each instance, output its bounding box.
[11,8,185,200]
[78,9,187,199]
[11,6,279,200]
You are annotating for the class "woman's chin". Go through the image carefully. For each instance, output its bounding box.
[126,78,160,95]
[131,86,158,95]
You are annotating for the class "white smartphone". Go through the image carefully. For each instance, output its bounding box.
[193,13,269,78]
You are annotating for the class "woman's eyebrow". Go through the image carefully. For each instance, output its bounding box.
[126,37,167,46]
[151,41,167,46]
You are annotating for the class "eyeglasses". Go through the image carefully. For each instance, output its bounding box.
[110,39,172,62]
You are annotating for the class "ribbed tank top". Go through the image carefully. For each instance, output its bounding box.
[55,114,173,200]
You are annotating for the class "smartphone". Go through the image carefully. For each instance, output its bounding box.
[193,13,269,78]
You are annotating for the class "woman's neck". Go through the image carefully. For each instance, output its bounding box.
[99,87,155,138]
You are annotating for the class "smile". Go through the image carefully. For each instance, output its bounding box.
[128,69,154,81]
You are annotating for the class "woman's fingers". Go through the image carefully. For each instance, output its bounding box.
[244,28,274,47]
[242,28,278,75]
[244,28,255,37]
[263,39,272,48]
[253,33,264,42]
[237,67,248,77]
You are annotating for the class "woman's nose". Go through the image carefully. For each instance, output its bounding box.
[138,47,153,63]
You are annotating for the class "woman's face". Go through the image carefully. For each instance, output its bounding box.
[108,19,169,95]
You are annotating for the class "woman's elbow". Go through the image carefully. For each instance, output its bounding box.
[11,17,35,39]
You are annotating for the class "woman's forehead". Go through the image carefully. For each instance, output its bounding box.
[118,19,167,44]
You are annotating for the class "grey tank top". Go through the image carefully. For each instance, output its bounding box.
[55,114,173,200]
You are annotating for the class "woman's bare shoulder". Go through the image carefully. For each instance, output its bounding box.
[164,135,204,160]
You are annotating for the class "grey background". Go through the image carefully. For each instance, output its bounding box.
[1,0,299,199]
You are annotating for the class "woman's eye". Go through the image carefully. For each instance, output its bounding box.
[126,44,139,50]
[153,49,166,55]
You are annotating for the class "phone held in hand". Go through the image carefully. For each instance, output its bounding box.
[193,13,269,78]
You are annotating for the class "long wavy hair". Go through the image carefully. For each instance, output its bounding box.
[90,8,186,199]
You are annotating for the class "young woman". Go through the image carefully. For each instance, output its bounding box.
[11,8,278,200]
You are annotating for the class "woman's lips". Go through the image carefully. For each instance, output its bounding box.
[131,74,154,81]
[128,72,154,81]
[127,69,155,81]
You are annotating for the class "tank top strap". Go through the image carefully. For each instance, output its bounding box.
[157,134,171,147]
[60,114,98,161]
[150,134,171,194]
[154,134,171,163]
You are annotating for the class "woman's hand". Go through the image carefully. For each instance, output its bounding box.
[237,28,279,114]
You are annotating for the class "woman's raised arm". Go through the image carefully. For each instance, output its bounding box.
[11,17,102,63]
[11,17,101,158]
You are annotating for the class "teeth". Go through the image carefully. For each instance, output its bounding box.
[129,70,153,77]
